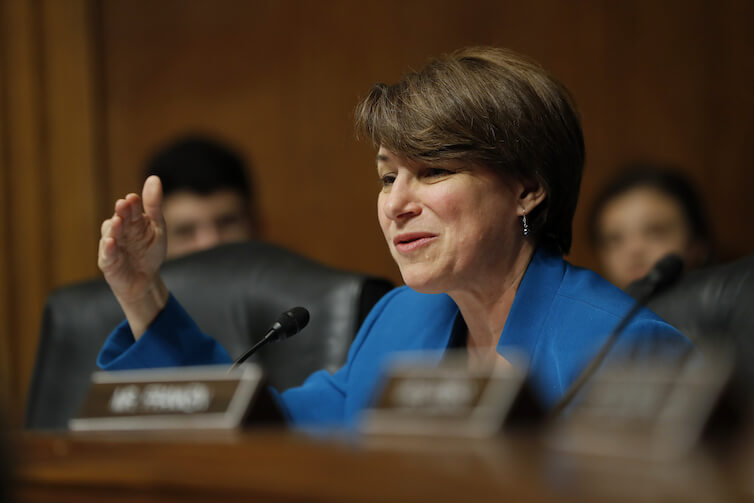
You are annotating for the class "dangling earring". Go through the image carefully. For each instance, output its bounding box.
[521,211,530,237]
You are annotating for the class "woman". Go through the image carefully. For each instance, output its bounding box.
[98,47,688,428]
[588,164,714,290]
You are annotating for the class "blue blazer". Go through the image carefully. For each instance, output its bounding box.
[98,248,690,429]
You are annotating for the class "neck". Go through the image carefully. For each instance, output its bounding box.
[448,243,535,362]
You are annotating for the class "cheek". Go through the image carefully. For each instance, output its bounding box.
[376,195,390,236]
[465,198,507,240]
[429,189,464,224]
[666,228,692,249]
[604,250,625,269]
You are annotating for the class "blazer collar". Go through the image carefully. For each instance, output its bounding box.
[497,247,566,366]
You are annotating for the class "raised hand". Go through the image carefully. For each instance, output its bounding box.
[98,175,170,339]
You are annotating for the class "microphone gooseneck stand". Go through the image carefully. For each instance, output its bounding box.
[229,307,310,372]
[548,254,685,419]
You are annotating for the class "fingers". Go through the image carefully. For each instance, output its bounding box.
[98,215,122,270]
[100,214,122,240]
[98,179,166,277]
[113,195,140,225]
[142,176,164,226]
[110,176,163,228]
[111,192,150,245]
[98,236,117,270]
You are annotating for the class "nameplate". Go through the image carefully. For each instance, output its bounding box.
[360,351,540,437]
[547,351,733,460]
[69,365,277,431]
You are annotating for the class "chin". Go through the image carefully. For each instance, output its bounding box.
[399,268,446,294]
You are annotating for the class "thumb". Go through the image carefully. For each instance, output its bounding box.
[142,175,165,225]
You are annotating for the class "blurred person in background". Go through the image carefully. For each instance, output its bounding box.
[588,163,714,290]
[144,135,261,258]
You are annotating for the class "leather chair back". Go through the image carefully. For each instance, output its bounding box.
[25,241,394,429]
[639,254,754,400]
[642,254,753,349]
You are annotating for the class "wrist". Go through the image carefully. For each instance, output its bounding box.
[118,277,170,340]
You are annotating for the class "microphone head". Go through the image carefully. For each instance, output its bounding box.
[271,307,310,341]
[646,254,685,292]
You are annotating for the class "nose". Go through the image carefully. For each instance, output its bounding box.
[382,175,421,222]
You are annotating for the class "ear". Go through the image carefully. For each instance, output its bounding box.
[516,178,547,216]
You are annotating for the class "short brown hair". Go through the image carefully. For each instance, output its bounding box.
[355,46,585,254]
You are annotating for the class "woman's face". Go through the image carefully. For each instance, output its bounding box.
[376,147,523,294]
[596,186,696,289]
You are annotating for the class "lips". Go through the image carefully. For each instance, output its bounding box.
[393,232,437,253]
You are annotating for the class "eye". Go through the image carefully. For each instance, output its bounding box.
[644,222,674,241]
[215,213,243,230]
[380,173,396,187]
[171,224,196,241]
[424,168,453,178]
[600,233,623,250]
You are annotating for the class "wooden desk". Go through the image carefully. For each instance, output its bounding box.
[9,429,753,503]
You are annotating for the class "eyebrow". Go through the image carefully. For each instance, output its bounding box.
[376,154,389,162]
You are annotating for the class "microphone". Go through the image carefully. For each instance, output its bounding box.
[630,253,685,302]
[548,254,685,418]
[229,307,310,371]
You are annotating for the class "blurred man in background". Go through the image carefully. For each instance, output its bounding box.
[588,163,714,289]
[144,135,261,258]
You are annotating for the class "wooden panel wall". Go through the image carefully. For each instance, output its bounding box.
[0,0,8,415]
[0,0,102,423]
[1,0,752,424]
[98,0,754,274]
